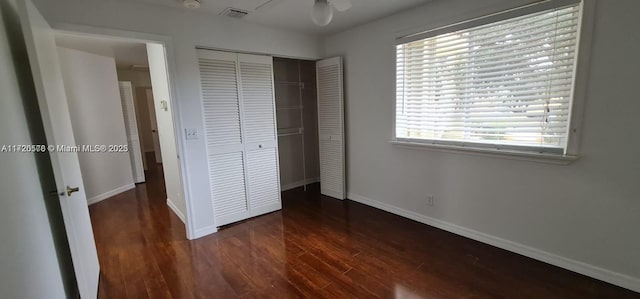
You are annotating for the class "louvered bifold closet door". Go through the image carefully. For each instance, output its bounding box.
[316,57,345,199]
[238,54,282,217]
[197,49,250,226]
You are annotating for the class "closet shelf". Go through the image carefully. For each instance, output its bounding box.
[278,127,304,136]
[275,81,303,86]
[276,105,304,110]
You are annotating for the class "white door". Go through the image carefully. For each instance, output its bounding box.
[316,57,346,199]
[118,81,145,183]
[197,49,250,226]
[238,54,282,217]
[18,0,100,298]
[146,88,162,164]
[197,50,282,227]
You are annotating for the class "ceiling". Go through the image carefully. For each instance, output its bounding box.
[128,0,431,35]
[55,33,149,68]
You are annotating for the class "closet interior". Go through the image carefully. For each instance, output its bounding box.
[273,58,320,192]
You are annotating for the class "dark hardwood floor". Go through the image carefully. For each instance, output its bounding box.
[90,164,639,298]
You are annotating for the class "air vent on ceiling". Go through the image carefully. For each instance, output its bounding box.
[220,7,249,19]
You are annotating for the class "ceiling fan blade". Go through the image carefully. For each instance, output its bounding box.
[330,0,352,12]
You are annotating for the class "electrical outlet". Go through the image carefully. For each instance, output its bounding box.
[185,128,198,140]
[427,195,435,206]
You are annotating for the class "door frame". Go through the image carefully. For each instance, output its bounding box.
[53,23,197,239]
[145,87,163,164]
[118,81,146,183]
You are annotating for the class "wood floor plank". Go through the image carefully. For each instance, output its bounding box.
[89,159,640,299]
[195,238,253,297]
[119,244,151,299]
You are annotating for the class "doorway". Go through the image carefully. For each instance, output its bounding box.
[52,32,188,226]
[272,57,320,192]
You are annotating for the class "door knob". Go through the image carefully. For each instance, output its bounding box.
[66,186,80,197]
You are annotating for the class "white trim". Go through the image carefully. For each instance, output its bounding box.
[166,198,186,224]
[195,45,318,61]
[564,0,595,156]
[191,224,218,240]
[347,192,640,293]
[390,140,578,165]
[87,183,135,205]
[52,23,171,44]
[281,177,320,191]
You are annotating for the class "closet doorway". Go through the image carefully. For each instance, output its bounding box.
[273,58,320,192]
[196,50,344,228]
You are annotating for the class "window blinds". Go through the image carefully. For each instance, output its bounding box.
[395,3,582,153]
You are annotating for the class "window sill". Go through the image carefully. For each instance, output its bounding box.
[389,140,579,165]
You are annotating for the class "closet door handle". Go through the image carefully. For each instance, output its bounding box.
[258,144,263,149]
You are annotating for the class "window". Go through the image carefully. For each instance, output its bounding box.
[395,1,583,154]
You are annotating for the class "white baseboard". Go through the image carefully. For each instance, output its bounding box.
[347,192,640,293]
[167,199,218,240]
[134,174,145,183]
[281,177,319,191]
[166,198,186,224]
[189,224,218,240]
[87,183,135,205]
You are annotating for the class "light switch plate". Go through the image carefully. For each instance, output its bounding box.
[185,128,198,140]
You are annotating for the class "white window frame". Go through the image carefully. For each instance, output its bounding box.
[391,0,595,164]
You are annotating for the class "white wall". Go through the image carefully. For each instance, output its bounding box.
[0,0,74,297]
[323,0,640,291]
[32,0,322,237]
[57,46,135,203]
[147,43,187,223]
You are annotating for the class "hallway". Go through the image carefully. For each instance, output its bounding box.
[90,167,638,298]
[89,161,185,298]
